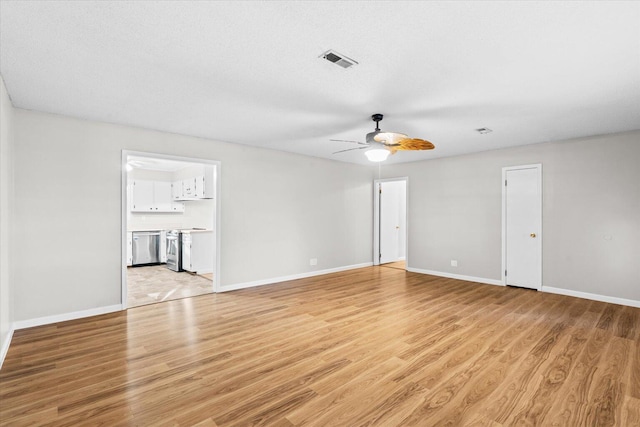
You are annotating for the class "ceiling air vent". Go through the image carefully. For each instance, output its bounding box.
[320,50,358,69]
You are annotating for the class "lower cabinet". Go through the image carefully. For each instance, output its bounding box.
[181,231,213,273]
[159,230,167,263]
[126,232,133,266]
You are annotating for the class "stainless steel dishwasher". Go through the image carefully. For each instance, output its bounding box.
[132,231,161,265]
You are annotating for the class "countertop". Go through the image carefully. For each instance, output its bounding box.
[180,229,213,234]
[127,228,213,233]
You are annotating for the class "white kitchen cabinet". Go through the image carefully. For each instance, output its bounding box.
[194,175,207,199]
[182,235,191,272]
[182,178,196,199]
[173,166,214,200]
[131,179,185,213]
[181,231,213,273]
[130,180,155,212]
[170,202,185,212]
[197,168,214,199]
[126,232,133,266]
[159,230,167,263]
[171,181,182,200]
[154,181,173,212]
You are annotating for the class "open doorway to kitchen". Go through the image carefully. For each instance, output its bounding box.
[121,151,221,309]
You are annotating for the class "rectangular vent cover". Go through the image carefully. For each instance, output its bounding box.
[320,50,358,69]
[476,127,493,134]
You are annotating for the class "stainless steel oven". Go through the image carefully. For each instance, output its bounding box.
[166,230,182,272]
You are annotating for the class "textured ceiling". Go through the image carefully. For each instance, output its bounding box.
[1,1,639,165]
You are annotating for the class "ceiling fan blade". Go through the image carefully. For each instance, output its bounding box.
[394,138,435,151]
[332,146,370,154]
[330,139,368,145]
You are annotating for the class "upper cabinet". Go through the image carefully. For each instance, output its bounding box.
[128,163,215,212]
[130,180,155,211]
[154,181,174,211]
[172,165,214,201]
[130,180,185,212]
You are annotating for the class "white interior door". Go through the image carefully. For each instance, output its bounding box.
[503,165,542,290]
[379,180,407,264]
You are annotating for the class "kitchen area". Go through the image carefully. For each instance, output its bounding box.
[125,155,217,308]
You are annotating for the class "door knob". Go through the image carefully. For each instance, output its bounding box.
[396,226,400,229]
[530,233,536,238]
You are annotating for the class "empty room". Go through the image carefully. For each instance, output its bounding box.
[0,1,639,426]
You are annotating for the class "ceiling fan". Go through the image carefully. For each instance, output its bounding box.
[331,114,435,162]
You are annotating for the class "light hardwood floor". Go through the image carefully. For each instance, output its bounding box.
[381,260,406,270]
[2,266,639,426]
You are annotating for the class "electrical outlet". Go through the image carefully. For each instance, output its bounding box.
[451,260,458,267]
[310,258,317,266]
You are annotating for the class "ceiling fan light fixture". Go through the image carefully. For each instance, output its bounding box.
[365,149,390,162]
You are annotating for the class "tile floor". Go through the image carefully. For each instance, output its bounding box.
[127,265,213,308]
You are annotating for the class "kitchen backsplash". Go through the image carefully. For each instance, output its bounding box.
[128,199,214,231]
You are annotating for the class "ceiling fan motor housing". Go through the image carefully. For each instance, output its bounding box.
[366,131,382,144]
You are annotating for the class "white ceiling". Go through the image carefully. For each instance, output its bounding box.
[1,1,639,165]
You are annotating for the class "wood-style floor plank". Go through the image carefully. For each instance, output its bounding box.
[1,266,639,426]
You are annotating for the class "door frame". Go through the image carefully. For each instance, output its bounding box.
[373,177,408,267]
[121,150,222,308]
[501,163,542,290]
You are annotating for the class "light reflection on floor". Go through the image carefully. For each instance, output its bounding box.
[127,265,213,308]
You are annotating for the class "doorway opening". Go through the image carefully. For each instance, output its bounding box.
[121,151,221,309]
[373,178,408,269]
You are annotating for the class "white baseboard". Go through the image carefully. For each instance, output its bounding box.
[405,269,639,308]
[13,304,123,330]
[406,267,503,287]
[0,326,14,370]
[220,262,374,292]
[543,286,640,308]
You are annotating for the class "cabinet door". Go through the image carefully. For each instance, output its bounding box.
[153,182,173,212]
[182,236,192,271]
[171,181,183,200]
[159,230,167,263]
[182,178,196,199]
[131,180,155,212]
[202,166,215,199]
[194,176,205,199]
[126,232,133,266]
[189,231,214,273]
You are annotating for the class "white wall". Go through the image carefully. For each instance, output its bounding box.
[383,131,640,303]
[10,105,637,326]
[12,109,374,322]
[0,76,14,358]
